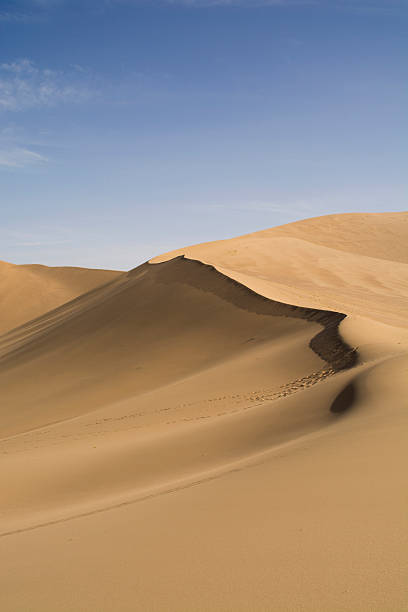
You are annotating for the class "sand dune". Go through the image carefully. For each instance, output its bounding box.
[152,212,408,327]
[0,212,407,611]
[0,260,122,335]
[0,257,355,532]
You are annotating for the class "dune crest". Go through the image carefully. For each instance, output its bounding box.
[152,212,408,328]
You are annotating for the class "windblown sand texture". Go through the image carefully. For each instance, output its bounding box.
[1,212,407,611]
[0,261,122,335]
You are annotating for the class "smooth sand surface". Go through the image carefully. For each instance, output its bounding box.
[0,212,407,611]
[0,260,122,335]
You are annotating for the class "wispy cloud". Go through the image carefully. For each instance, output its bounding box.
[0,147,48,168]
[0,58,94,112]
[0,11,35,21]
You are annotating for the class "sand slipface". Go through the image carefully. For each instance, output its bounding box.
[0,212,407,611]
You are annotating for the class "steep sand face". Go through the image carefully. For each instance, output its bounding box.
[0,257,355,533]
[0,260,122,334]
[0,212,407,611]
[0,257,355,438]
[152,212,408,328]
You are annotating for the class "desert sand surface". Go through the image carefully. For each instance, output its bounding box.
[0,260,122,335]
[0,212,407,611]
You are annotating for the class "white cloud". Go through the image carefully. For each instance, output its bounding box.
[0,119,51,170]
[1,59,39,74]
[0,58,93,112]
[0,147,48,168]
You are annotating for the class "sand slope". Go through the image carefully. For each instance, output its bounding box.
[0,260,122,334]
[0,212,407,611]
[152,212,408,327]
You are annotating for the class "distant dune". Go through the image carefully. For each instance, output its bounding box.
[1,212,407,612]
[0,261,122,335]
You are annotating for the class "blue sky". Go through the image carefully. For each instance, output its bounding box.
[1,0,407,269]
